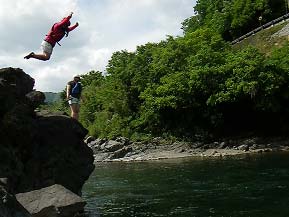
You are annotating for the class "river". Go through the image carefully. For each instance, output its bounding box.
[82,152,289,216]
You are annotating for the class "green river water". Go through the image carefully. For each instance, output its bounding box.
[82,152,289,217]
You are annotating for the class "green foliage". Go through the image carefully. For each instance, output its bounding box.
[80,70,104,87]
[79,72,132,138]
[267,43,289,72]
[40,90,69,114]
[181,16,201,34]
[71,1,289,139]
[182,0,286,40]
[206,46,287,110]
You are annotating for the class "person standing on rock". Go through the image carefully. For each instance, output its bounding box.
[66,75,82,120]
[24,12,79,61]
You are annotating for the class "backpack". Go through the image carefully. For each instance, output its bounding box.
[71,82,82,95]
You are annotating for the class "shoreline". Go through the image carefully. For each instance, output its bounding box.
[86,136,289,163]
[96,148,289,163]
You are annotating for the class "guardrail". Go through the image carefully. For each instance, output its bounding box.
[231,13,289,45]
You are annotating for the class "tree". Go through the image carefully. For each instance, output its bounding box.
[182,0,284,40]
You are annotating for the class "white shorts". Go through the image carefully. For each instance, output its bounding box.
[41,40,53,55]
[68,97,80,105]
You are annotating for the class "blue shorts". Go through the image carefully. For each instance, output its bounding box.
[68,97,80,105]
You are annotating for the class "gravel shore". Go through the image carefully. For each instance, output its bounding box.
[85,136,289,162]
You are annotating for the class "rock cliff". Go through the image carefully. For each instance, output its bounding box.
[0,67,94,203]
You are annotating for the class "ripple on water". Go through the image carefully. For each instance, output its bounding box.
[83,152,289,217]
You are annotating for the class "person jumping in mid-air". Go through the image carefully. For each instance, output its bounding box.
[24,12,79,61]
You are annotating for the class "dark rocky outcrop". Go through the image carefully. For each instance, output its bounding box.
[0,180,31,217]
[25,91,46,109]
[16,184,86,217]
[0,67,95,215]
[0,67,35,120]
[16,114,95,195]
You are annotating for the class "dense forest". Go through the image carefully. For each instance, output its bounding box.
[50,0,289,140]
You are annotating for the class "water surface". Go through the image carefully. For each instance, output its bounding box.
[83,153,289,216]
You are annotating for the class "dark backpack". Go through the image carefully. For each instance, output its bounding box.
[71,82,82,95]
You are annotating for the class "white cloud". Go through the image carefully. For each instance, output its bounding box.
[85,48,113,71]
[0,0,196,92]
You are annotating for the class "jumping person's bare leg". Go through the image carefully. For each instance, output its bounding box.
[31,53,51,61]
[24,52,51,61]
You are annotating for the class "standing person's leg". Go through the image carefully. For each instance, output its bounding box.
[68,97,80,120]
[70,103,80,120]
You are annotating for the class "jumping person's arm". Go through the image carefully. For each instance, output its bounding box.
[57,12,74,27]
[68,22,79,32]
[61,12,79,32]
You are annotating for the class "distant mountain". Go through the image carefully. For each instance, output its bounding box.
[44,92,61,103]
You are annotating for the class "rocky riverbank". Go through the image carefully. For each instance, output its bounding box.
[0,68,95,216]
[86,136,289,162]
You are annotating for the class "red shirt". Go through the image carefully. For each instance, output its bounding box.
[44,15,78,47]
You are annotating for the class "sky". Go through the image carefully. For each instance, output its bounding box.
[0,0,196,92]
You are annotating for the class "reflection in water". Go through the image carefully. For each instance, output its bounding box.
[83,153,289,217]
